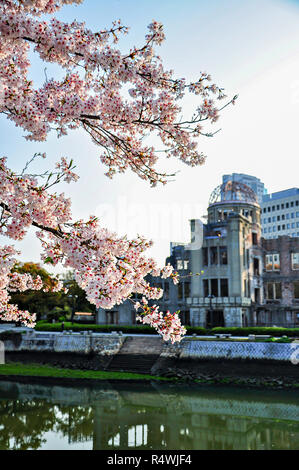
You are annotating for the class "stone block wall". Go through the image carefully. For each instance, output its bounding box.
[3,331,124,356]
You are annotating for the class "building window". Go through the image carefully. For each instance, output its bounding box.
[203,279,209,297]
[220,246,228,265]
[164,282,169,300]
[220,279,229,297]
[294,282,299,299]
[210,247,218,265]
[106,311,118,324]
[292,253,299,270]
[177,259,183,270]
[265,254,280,271]
[178,283,183,299]
[211,278,218,296]
[253,257,260,275]
[202,247,208,266]
[184,283,190,298]
[266,283,282,300]
[252,232,258,245]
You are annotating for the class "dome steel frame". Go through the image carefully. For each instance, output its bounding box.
[209,181,258,205]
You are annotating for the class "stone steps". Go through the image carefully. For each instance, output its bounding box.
[107,354,161,374]
[105,336,163,374]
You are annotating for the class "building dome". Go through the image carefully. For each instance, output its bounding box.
[209,181,258,205]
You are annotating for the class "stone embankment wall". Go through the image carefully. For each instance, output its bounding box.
[167,338,299,363]
[3,330,124,356]
[3,331,299,364]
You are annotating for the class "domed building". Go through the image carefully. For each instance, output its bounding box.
[188,181,263,327]
[97,178,299,329]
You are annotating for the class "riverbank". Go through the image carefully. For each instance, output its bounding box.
[1,361,299,390]
[0,363,168,384]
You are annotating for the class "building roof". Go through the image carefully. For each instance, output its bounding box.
[262,188,299,203]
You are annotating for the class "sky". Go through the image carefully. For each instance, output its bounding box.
[1,0,299,272]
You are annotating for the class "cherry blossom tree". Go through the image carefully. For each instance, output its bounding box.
[0,0,235,343]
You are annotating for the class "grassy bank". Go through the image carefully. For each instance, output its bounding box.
[0,363,168,382]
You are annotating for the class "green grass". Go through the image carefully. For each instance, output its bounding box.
[0,363,168,381]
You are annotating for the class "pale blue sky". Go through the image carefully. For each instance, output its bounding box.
[1,0,299,270]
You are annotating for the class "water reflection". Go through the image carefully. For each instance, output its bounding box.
[0,381,298,450]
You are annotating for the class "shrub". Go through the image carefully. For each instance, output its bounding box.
[210,327,299,337]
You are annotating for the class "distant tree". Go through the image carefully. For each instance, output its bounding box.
[9,262,65,320]
[60,271,97,319]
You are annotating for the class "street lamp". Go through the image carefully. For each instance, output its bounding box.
[69,293,78,324]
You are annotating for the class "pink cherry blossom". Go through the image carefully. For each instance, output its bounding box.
[0,0,234,341]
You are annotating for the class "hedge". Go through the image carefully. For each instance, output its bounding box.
[210,327,299,338]
[35,322,207,336]
[34,322,299,337]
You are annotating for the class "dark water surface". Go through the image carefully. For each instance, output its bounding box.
[0,380,298,450]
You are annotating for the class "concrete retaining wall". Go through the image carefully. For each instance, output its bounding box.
[179,339,299,363]
[3,331,124,356]
[3,331,299,364]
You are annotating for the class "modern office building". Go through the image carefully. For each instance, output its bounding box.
[261,188,299,239]
[222,173,267,203]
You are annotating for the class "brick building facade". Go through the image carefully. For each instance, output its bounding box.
[258,236,299,326]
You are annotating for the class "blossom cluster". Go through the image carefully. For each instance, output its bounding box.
[0,157,72,241]
[135,297,186,344]
[0,156,183,341]
[0,0,230,186]
[0,245,36,327]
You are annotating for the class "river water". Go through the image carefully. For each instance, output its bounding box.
[0,380,298,450]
